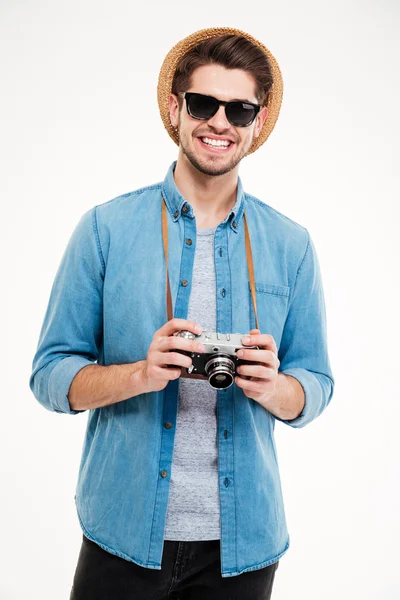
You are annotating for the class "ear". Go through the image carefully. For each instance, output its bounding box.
[254,106,268,138]
[169,94,180,128]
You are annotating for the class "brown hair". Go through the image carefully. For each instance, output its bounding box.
[171,34,274,110]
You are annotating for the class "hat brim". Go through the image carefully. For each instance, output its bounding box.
[157,27,283,155]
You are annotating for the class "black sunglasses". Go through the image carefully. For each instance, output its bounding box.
[180,92,261,127]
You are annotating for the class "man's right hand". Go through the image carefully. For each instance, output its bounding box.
[140,318,206,393]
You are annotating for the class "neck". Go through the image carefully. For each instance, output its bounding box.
[173,151,238,226]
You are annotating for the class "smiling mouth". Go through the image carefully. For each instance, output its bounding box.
[197,137,234,153]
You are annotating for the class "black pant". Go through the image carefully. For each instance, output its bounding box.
[70,534,279,599]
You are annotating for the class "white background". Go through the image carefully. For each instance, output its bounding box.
[2,1,399,598]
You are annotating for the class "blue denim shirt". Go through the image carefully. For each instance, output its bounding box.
[29,160,334,578]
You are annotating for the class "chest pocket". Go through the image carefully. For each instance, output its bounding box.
[248,281,290,344]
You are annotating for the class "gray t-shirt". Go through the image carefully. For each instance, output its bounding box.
[164,226,220,541]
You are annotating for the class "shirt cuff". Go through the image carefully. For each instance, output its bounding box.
[48,356,94,414]
[275,368,324,428]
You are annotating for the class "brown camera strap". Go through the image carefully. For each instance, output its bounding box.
[161,195,258,330]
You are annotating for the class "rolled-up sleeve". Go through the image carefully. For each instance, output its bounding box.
[276,229,335,428]
[29,207,104,415]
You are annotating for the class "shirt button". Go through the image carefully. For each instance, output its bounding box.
[186,238,192,245]
[173,211,179,218]
[164,422,172,429]
[221,288,226,297]
[181,280,188,287]
[182,205,188,213]
[232,221,237,228]
[160,470,168,478]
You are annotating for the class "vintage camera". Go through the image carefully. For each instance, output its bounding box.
[172,330,259,390]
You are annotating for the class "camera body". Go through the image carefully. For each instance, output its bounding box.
[173,330,259,390]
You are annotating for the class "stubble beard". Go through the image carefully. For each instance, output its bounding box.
[178,125,254,178]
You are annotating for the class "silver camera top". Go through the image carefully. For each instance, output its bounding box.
[173,330,259,353]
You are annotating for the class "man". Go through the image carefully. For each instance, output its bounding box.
[29,27,335,599]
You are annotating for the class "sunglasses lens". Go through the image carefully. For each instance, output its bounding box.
[226,102,257,126]
[187,94,217,120]
[185,93,258,126]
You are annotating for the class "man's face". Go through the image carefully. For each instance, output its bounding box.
[169,64,268,177]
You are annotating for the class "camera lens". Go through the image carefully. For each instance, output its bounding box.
[204,354,235,389]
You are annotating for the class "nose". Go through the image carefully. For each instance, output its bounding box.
[206,104,231,131]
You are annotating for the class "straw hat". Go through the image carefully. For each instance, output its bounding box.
[157,27,283,155]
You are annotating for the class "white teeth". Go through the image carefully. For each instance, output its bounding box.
[201,137,231,147]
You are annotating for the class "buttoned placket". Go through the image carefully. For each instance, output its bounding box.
[149,200,240,573]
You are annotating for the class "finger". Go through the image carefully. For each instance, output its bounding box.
[158,335,205,354]
[156,318,202,339]
[236,348,278,366]
[148,364,181,380]
[241,333,277,353]
[236,364,274,379]
[156,350,192,369]
[235,375,276,393]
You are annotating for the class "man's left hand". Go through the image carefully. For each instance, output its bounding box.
[235,328,280,407]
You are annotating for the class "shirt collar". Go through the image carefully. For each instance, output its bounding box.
[161,160,245,233]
